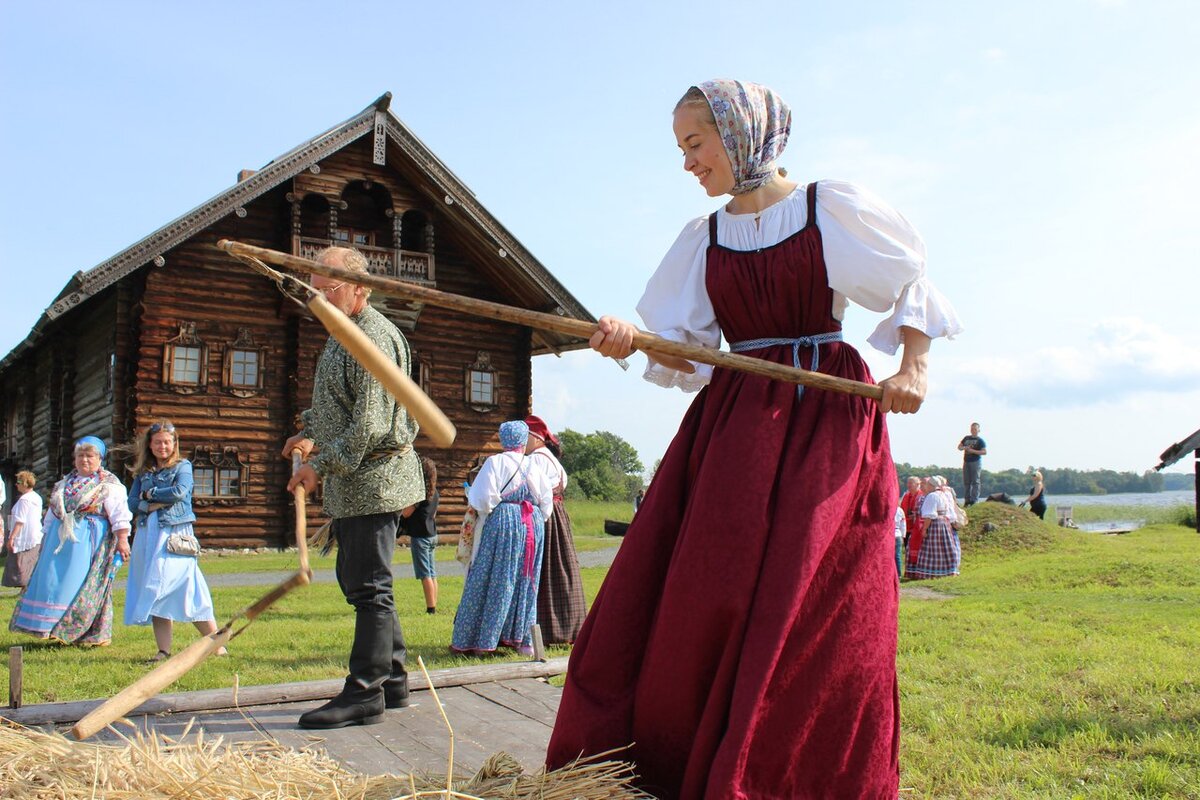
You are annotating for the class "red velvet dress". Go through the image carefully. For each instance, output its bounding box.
[547,184,901,799]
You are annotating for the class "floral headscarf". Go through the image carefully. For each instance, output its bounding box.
[499,420,529,452]
[695,79,791,195]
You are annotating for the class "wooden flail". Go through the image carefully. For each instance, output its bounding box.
[216,239,884,402]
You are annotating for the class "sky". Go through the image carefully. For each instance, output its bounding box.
[2,0,1198,477]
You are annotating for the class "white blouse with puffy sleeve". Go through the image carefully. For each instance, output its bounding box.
[636,180,963,391]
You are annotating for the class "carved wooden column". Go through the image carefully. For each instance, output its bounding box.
[286,192,302,255]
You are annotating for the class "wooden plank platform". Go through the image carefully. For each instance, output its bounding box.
[4,662,567,777]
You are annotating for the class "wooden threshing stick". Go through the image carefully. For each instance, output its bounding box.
[70,458,320,740]
[291,448,312,578]
[304,291,456,447]
[216,239,884,402]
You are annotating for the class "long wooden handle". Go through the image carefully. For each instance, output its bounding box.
[306,292,458,446]
[291,449,311,577]
[71,628,233,740]
[216,240,883,401]
[70,568,312,740]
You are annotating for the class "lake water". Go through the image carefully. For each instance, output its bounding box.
[1043,489,1195,532]
[1046,489,1195,509]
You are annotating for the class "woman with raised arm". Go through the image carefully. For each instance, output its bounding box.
[546,79,961,798]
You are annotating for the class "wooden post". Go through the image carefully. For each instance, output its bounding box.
[530,624,546,663]
[1194,448,1199,533]
[9,647,22,709]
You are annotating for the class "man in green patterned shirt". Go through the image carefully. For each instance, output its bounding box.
[284,246,425,730]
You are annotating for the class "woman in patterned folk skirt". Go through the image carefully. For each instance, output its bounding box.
[451,421,554,656]
[10,437,131,645]
[525,414,587,645]
[907,475,962,579]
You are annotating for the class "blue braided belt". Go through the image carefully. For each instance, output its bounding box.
[728,332,844,401]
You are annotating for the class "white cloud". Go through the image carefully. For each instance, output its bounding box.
[981,47,1007,63]
[941,316,1200,407]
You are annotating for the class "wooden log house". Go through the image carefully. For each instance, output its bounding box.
[0,93,594,546]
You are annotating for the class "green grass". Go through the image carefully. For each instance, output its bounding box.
[0,564,611,704]
[3,500,1198,796]
[899,513,1200,798]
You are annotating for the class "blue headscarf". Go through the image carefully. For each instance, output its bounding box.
[696,79,792,195]
[74,435,107,463]
[499,421,529,452]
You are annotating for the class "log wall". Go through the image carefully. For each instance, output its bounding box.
[0,134,545,545]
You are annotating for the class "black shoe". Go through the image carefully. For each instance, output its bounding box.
[298,693,385,729]
[384,685,411,709]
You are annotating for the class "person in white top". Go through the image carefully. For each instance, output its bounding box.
[2,470,44,588]
[10,436,132,645]
[524,414,587,645]
[451,421,553,657]
[911,475,962,580]
[548,79,962,797]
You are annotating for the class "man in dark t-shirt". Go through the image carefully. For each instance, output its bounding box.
[958,422,987,506]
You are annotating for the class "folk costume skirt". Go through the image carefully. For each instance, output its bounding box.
[906,517,960,579]
[10,514,121,645]
[546,208,900,798]
[125,513,216,625]
[536,494,587,644]
[451,489,546,654]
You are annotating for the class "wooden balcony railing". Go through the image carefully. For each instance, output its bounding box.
[295,237,435,284]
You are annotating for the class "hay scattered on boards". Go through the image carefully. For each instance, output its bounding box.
[0,721,652,799]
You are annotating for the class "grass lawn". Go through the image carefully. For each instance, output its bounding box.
[898,503,1200,798]
[1,501,1197,797]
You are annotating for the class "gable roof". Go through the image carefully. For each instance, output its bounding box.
[3,93,594,369]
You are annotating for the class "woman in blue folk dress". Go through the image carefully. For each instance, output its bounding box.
[10,436,132,645]
[451,421,553,656]
[125,420,224,662]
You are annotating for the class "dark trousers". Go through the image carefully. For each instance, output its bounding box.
[333,511,407,702]
[963,461,982,506]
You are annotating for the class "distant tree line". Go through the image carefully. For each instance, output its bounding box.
[551,429,1193,502]
[558,430,645,502]
[893,463,1184,497]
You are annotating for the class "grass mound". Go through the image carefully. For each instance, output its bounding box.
[958,500,1057,552]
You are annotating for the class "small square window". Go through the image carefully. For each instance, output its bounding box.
[468,370,493,405]
[222,329,265,397]
[172,346,202,384]
[192,445,249,505]
[218,468,241,496]
[464,351,498,412]
[162,323,208,395]
[229,350,258,387]
[194,466,216,497]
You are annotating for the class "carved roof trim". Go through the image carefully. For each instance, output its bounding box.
[45,106,379,320]
[382,117,593,325]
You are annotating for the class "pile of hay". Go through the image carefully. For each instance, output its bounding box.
[957,501,1057,552]
[0,721,651,799]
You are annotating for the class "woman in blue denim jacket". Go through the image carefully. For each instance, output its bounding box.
[124,420,224,662]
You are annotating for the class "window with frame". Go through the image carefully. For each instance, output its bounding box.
[464,351,497,411]
[162,322,209,394]
[412,352,432,396]
[191,445,249,506]
[221,328,266,397]
[334,227,374,247]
